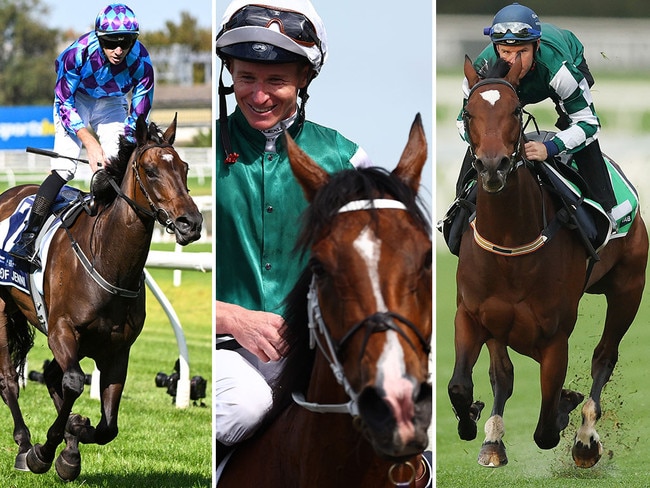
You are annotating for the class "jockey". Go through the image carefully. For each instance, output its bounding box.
[444,2,617,254]
[9,3,154,268]
[214,0,372,457]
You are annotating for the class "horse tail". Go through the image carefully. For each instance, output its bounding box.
[6,311,34,379]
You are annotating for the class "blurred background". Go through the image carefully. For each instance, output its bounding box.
[436,1,650,241]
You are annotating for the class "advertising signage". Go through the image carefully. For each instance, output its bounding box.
[0,106,54,150]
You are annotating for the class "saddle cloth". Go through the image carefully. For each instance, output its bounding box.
[0,187,89,295]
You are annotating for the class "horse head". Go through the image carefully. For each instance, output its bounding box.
[286,114,432,461]
[128,115,203,245]
[463,55,524,193]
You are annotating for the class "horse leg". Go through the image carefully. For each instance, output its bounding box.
[477,340,512,467]
[573,287,643,468]
[534,336,582,450]
[54,352,129,481]
[448,309,485,441]
[26,326,86,475]
[0,305,33,470]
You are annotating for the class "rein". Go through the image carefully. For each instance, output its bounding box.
[292,198,429,416]
[65,142,177,298]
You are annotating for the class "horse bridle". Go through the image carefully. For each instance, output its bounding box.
[68,142,182,298]
[462,77,525,174]
[292,198,431,416]
[107,142,179,234]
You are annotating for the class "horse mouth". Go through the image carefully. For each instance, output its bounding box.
[479,171,507,193]
[357,383,432,460]
[172,214,203,245]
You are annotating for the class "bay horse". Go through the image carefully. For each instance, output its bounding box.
[449,55,648,468]
[218,115,432,487]
[0,115,202,480]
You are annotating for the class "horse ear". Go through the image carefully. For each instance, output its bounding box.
[505,54,522,87]
[391,113,427,194]
[286,132,329,202]
[163,112,178,144]
[135,115,149,145]
[464,55,480,89]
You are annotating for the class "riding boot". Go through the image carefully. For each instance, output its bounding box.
[9,172,66,268]
[438,147,477,256]
[571,140,618,229]
[455,147,477,197]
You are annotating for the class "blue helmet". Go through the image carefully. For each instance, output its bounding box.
[484,3,541,45]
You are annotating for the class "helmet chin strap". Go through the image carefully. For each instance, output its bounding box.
[218,62,238,164]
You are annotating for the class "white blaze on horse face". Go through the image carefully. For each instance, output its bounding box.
[480,89,501,106]
[162,154,174,163]
[352,225,416,444]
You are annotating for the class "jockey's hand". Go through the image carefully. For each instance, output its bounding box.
[215,301,288,363]
[524,140,548,162]
[77,128,109,172]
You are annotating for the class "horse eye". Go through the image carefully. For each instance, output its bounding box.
[422,249,432,272]
[144,167,159,178]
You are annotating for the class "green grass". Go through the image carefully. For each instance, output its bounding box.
[0,244,212,487]
[436,251,650,486]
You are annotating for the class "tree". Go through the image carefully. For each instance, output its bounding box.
[0,0,59,105]
[139,12,211,52]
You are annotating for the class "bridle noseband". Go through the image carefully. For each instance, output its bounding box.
[292,198,431,416]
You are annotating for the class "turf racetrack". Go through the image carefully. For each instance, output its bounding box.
[0,248,211,488]
[436,250,650,487]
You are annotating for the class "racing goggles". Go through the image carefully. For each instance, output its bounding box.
[487,22,540,40]
[99,35,137,50]
[222,5,320,47]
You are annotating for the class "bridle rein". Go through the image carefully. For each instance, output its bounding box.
[68,141,184,298]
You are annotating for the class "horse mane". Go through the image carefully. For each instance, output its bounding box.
[90,122,166,204]
[265,166,431,421]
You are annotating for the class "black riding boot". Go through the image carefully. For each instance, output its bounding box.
[572,140,618,229]
[455,147,477,197]
[9,172,66,268]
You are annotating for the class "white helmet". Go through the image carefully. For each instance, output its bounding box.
[216,0,327,75]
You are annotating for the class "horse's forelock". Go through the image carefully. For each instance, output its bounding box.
[485,57,512,79]
[296,167,430,254]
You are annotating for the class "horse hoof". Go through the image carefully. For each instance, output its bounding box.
[572,439,603,468]
[26,445,52,474]
[478,440,508,468]
[14,452,30,471]
[55,451,81,482]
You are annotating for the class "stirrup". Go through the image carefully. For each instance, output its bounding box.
[9,240,41,269]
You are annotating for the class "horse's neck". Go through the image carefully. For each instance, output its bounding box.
[475,167,549,245]
[90,179,154,278]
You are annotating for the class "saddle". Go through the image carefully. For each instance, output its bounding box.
[438,131,639,257]
[0,187,95,331]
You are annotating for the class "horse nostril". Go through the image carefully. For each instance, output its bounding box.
[498,156,512,173]
[358,386,393,432]
[175,214,203,233]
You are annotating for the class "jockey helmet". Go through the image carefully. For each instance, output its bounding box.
[484,3,541,45]
[216,0,327,76]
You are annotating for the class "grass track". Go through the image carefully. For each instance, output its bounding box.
[0,244,211,487]
[436,251,650,487]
